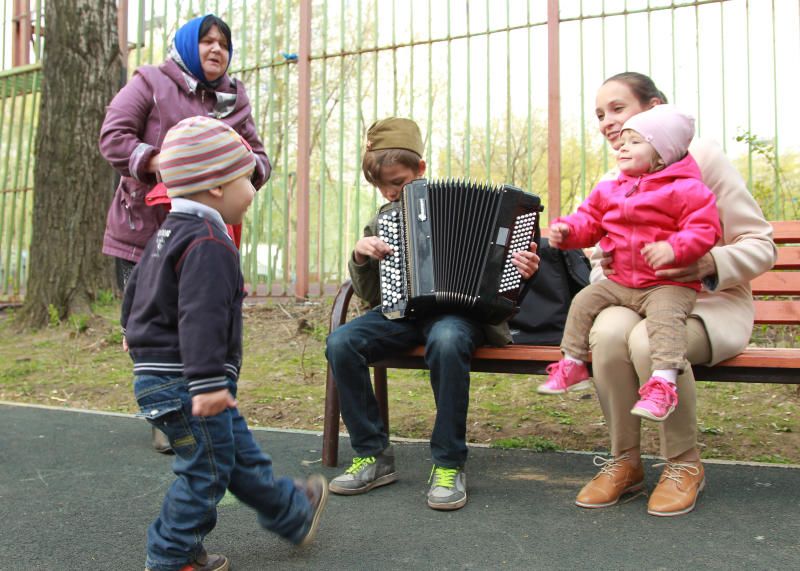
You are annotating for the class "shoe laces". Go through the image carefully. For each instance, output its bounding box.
[345,456,376,475]
[652,460,701,485]
[428,465,458,489]
[638,377,678,405]
[545,360,572,388]
[592,452,633,477]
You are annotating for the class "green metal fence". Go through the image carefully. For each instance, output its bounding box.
[1,0,798,301]
[0,63,39,301]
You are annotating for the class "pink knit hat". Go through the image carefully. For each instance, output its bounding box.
[621,104,695,167]
[159,116,255,198]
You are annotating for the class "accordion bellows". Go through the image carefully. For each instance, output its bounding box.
[378,178,542,324]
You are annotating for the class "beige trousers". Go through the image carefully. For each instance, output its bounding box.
[562,280,697,371]
[589,306,712,459]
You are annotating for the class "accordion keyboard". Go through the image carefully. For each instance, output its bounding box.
[498,210,538,293]
[377,209,407,315]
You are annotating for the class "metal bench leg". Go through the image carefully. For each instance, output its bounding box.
[322,363,341,467]
[374,366,389,437]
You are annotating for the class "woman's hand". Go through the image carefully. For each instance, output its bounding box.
[353,236,393,264]
[512,242,540,280]
[548,223,570,249]
[192,389,237,417]
[654,252,717,282]
[599,250,616,277]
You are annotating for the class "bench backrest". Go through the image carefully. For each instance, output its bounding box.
[751,220,800,325]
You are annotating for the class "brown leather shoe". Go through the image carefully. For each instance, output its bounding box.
[151,426,173,454]
[575,453,645,508]
[647,460,705,517]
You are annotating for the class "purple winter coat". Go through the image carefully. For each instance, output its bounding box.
[99,58,270,262]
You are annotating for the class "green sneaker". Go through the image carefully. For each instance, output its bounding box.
[427,465,467,511]
[328,447,398,495]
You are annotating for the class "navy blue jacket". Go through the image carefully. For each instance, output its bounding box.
[121,200,244,395]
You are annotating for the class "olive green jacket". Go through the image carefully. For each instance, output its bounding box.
[348,202,513,346]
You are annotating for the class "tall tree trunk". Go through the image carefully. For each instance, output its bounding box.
[19,0,121,327]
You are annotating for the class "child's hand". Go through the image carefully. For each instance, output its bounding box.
[191,389,237,417]
[511,241,540,280]
[122,335,128,352]
[548,223,570,248]
[642,241,675,269]
[353,236,394,264]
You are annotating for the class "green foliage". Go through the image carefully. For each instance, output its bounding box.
[751,454,794,464]
[47,304,60,327]
[492,435,560,452]
[547,409,574,425]
[734,130,800,220]
[699,425,724,435]
[67,314,90,335]
[93,289,116,309]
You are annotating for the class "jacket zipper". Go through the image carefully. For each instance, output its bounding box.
[625,175,643,197]
[624,175,643,282]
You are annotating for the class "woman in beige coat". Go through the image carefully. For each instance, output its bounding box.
[575,72,776,517]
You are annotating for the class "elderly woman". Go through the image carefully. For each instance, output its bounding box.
[570,72,776,516]
[100,14,270,453]
[100,13,270,288]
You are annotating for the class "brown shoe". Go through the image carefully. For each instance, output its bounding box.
[151,426,173,454]
[647,460,705,517]
[575,453,645,508]
[297,474,329,546]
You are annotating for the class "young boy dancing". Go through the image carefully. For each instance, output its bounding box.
[122,116,327,571]
[325,117,539,510]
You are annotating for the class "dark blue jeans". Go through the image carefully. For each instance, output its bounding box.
[134,375,312,571]
[325,308,485,468]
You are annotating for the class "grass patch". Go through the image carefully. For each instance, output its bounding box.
[492,436,561,452]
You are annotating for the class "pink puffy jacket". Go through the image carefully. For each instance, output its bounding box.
[554,153,721,292]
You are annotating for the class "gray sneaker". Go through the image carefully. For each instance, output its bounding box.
[427,465,467,511]
[329,447,398,495]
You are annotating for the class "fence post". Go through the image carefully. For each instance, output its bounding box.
[295,0,312,300]
[12,0,32,67]
[547,0,560,222]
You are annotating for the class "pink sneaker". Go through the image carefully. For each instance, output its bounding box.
[631,376,678,422]
[537,359,591,395]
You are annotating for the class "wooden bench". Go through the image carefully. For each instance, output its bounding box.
[322,220,800,467]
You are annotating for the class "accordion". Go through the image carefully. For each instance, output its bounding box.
[378,178,542,324]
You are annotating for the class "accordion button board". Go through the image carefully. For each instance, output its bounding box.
[378,209,408,315]
[378,178,542,324]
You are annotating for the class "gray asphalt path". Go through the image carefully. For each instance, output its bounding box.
[1,402,798,570]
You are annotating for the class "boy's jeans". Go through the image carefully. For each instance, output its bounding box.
[326,308,484,468]
[134,375,312,571]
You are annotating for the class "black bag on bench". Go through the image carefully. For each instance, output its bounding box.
[509,237,591,346]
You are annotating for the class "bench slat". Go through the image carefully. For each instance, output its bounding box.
[750,271,800,295]
[774,246,800,270]
[380,345,800,369]
[770,220,800,244]
[753,300,800,324]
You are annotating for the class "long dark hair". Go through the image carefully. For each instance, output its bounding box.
[604,72,669,105]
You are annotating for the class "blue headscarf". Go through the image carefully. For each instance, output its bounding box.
[172,14,233,88]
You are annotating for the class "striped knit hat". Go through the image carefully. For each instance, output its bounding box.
[159,116,255,198]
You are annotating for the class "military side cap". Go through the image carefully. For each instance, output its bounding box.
[365,117,424,157]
